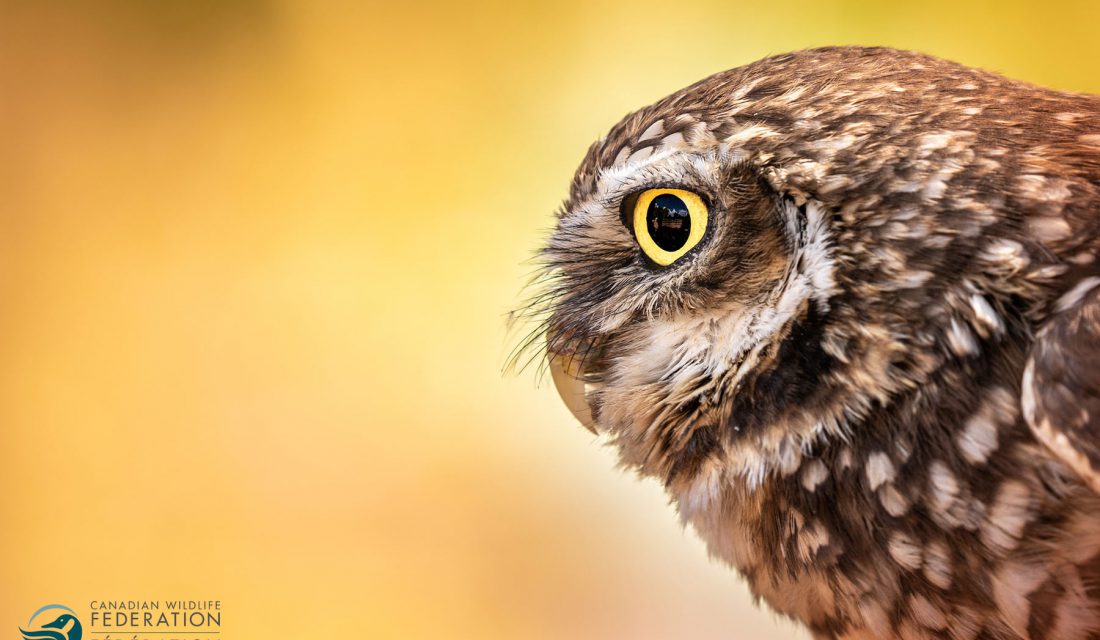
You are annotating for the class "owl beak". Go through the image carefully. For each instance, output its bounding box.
[548,352,598,434]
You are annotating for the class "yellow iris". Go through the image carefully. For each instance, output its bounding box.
[631,188,709,266]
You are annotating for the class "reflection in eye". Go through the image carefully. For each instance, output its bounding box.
[647,193,691,251]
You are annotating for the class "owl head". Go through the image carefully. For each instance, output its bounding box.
[517,46,1090,500]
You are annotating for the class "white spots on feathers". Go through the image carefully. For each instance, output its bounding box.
[879,483,910,517]
[948,318,980,357]
[723,123,780,147]
[815,133,859,153]
[1055,276,1100,313]
[778,436,803,477]
[957,411,1000,465]
[865,451,896,490]
[779,85,807,103]
[897,270,934,289]
[927,460,962,523]
[924,461,985,532]
[612,145,631,166]
[660,131,686,148]
[1033,263,1071,281]
[893,436,913,464]
[625,145,655,166]
[1055,112,1086,124]
[818,174,855,195]
[992,559,1047,637]
[1021,359,1039,427]
[1070,251,1096,265]
[922,540,952,589]
[969,294,1005,337]
[1028,215,1074,243]
[956,386,1015,465]
[801,458,829,491]
[924,167,959,200]
[1017,174,1074,232]
[797,519,830,562]
[729,78,763,101]
[1078,133,1100,147]
[981,480,1034,554]
[917,131,959,152]
[979,238,1030,272]
[888,530,923,570]
[637,119,664,142]
[613,118,727,172]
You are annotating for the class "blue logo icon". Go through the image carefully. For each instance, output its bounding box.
[19,605,81,640]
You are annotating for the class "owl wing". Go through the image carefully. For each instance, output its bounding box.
[1023,277,1100,494]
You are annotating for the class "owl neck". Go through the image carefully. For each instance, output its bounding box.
[672,330,1100,637]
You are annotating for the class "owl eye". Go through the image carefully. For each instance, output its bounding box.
[629,188,709,266]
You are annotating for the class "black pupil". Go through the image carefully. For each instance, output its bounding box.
[646,194,692,251]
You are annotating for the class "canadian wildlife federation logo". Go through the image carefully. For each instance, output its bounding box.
[19,605,81,640]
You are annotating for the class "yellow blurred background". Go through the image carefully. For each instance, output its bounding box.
[1,2,1098,638]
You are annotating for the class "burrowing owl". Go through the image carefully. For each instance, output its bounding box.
[518,47,1100,639]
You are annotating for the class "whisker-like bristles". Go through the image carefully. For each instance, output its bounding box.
[505,210,641,390]
[509,329,551,373]
[505,265,569,376]
[574,338,600,383]
[504,330,544,371]
[503,318,552,376]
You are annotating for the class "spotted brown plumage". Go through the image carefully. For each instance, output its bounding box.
[514,46,1100,639]
[1025,278,1100,495]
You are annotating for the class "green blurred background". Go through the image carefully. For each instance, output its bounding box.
[1,2,1098,638]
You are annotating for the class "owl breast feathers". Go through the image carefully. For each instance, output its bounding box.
[522,47,1100,639]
